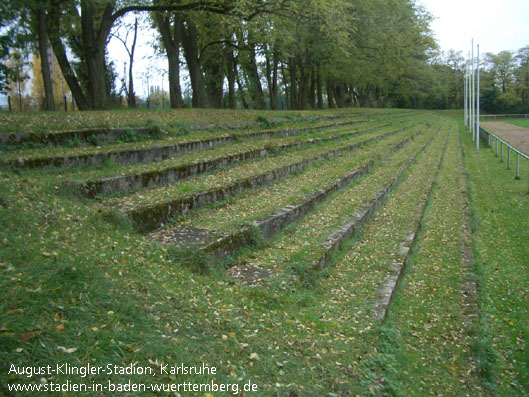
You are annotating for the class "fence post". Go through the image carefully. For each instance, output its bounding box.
[507,148,511,169]
[516,153,520,180]
[501,143,504,162]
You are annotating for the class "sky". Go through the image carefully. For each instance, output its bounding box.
[418,0,529,56]
[107,16,168,100]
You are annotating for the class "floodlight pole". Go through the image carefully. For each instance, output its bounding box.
[476,44,479,153]
[471,40,475,141]
[468,51,472,135]
[464,68,467,127]
[467,61,470,128]
[468,58,471,130]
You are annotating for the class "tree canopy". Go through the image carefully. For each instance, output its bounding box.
[1,0,526,112]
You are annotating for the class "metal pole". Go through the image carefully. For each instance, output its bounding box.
[501,143,503,162]
[468,53,472,134]
[496,139,499,157]
[471,41,475,141]
[464,71,468,127]
[507,148,511,169]
[516,153,520,179]
[468,59,471,130]
[476,44,480,152]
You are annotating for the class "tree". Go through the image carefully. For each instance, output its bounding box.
[514,46,529,106]
[485,50,516,94]
[153,12,184,108]
[111,16,139,107]
[31,50,71,110]
[5,50,31,110]
[45,0,286,110]
[35,3,55,110]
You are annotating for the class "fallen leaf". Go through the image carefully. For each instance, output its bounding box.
[56,346,77,354]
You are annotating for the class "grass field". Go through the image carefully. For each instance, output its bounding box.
[1,108,528,395]
[504,118,529,129]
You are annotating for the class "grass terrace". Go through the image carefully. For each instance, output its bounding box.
[1,108,528,396]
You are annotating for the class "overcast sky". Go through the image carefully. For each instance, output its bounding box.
[418,0,529,55]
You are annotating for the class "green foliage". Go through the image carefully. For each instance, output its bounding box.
[255,115,278,128]
[145,119,164,139]
[64,135,83,147]
[167,121,190,136]
[255,115,267,124]
[86,134,102,146]
[119,129,142,143]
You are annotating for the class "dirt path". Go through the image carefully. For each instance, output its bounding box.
[481,121,529,154]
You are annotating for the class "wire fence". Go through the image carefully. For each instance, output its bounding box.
[479,126,529,193]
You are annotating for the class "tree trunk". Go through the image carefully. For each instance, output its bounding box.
[270,47,279,110]
[316,68,323,109]
[225,47,236,109]
[37,8,55,111]
[81,0,115,110]
[155,13,184,108]
[289,58,297,110]
[236,71,248,109]
[357,86,372,107]
[127,18,138,108]
[263,44,278,110]
[181,18,206,108]
[264,44,273,109]
[203,46,224,108]
[281,63,289,110]
[248,43,263,109]
[334,83,345,107]
[326,80,335,108]
[47,10,89,110]
[297,55,311,110]
[309,66,316,109]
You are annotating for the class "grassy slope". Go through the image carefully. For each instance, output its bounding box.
[460,122,529,395]
[382,124,483,395]
[0,107,394,134]
[187,126,426,232]
[1,109,528,396]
